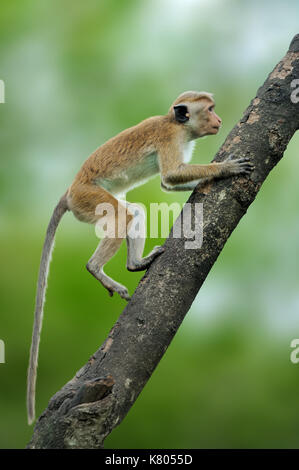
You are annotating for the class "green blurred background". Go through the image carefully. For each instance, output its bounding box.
[0,0,299,449]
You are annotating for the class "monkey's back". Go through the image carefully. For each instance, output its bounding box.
[71,115,176,193]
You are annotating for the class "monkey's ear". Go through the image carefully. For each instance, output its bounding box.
[173,105,190,123]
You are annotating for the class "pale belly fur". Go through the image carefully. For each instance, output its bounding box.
[96,152,160,195]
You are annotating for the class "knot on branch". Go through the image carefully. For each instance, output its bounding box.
[58,375,115,416]
[289,34,299,52]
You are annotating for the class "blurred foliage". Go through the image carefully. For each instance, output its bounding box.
[0,0,299,449]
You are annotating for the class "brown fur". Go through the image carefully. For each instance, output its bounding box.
[66,92,219,223]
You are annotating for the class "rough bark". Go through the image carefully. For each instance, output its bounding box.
[28,35,299,449]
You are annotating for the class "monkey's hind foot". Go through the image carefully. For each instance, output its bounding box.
[86,262,131,301]
[105,282,131,301]
[127,245,164,272]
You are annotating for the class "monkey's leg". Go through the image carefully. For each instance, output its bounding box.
[86,237,131,301]
[125,203,164,272]
[69,183,133,300]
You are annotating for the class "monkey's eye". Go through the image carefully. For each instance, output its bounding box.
[208,106,214,112]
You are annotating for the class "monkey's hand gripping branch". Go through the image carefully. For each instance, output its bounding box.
[28,34,299,449]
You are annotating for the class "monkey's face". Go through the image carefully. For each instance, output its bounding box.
[173,98,222,139]
[191,99,222,138]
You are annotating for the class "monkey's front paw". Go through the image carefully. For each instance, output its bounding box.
[225,155,254,176]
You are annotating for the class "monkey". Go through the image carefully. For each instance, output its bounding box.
[27,90,254,424]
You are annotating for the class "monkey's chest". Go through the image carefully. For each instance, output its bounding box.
[97,153,159,195]
[183,141,195,163]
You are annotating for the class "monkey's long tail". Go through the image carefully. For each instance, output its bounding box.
[27,192,69,425]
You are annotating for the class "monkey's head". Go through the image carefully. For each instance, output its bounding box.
[169,91,222,139]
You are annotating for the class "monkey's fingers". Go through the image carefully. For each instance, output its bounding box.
[235,157,252,164]
[229,157,255,176]
[238,163,255,175]
[226,155,252,164]
[238,161,254,169]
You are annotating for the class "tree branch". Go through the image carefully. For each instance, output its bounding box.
[28,34,299,449]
